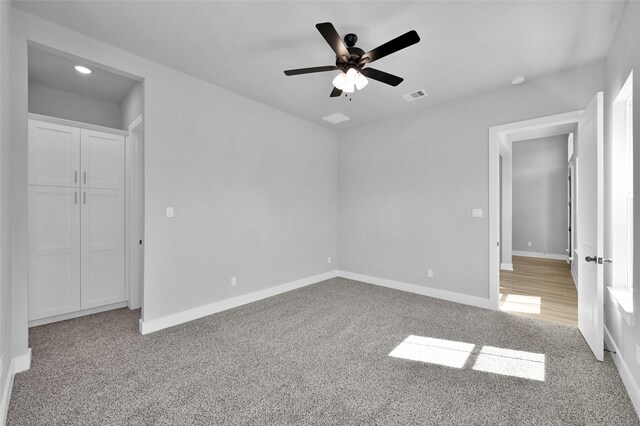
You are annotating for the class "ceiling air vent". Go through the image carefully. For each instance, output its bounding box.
[322,113,351,124]
[402,90,428,102]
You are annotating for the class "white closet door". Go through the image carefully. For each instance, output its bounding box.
[81,129,125,190]
[81,188,125,309]
[28,120,80,187]
[28,186,81,320]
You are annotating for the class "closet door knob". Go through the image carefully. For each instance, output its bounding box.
[83,192,86,204]
[83,171,87,184]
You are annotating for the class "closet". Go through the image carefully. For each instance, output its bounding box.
[28,116,126,322]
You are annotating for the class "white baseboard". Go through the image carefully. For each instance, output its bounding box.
[29,302,128,327]
[571,267,578,289]
[0,359,11,426]
[336,270,493,310]
[12,349,31,374]
[139,270,338,334]
[512,250,568,261]
[1,349,32,425]
[604,326,640,419]
[500,263,514,271]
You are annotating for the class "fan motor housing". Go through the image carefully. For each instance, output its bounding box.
[333,33,365,69]
[336,48,365,68]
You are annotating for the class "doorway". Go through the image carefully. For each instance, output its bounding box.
[26,43,145,327]
[500,132,577,326]
[489,93,605,361]
[489,110,582,309]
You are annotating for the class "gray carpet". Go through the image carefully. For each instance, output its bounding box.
[7,278,639,425]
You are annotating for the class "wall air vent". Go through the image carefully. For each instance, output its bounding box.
[322,113,351,124]
[402,90,428,102]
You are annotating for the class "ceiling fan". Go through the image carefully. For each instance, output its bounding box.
[284,22,420,98]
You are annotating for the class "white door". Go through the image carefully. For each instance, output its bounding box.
[577,92,604,361]
[81,129,125,190]
[28,186,81,320]
[81,188,126,309]
[28,120,80,187]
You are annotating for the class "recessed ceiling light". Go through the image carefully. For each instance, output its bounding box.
[74,65,92,74]
[511,75,525,85]
[322,113,350,124]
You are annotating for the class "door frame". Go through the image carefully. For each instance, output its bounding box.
[488,109,583,310]
[126,114,144,312]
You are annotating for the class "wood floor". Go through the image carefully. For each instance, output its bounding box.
[500,256,577,327]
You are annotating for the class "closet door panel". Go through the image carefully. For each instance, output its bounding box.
[81,129,125,189]
[81,188,125,309]
[28,120,80,187]
[28,186,81,320]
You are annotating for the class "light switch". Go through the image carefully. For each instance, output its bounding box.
[472,208,483,218]
[166,207,174,218]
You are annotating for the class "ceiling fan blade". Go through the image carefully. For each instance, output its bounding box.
[316,22,350,63]
[284,66,338,76]
[330,87,342,97]
[359,30,420,65]
[360,67,404,86]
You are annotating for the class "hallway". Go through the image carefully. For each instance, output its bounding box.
[500,256,578,327]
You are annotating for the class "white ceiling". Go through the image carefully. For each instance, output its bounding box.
[13,1,625,129]
[29,46,138,104]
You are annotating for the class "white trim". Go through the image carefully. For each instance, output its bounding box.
[28,113,128,136]
[607,287,635,327]
[604,326,640,419]
[128,114,143,132]
[29,302,128,327]
[12,349,31,374]
[571,267,578,290]
[337,270,493,310]
[0,362,11,426]
[512,251,569,261]
[139,270,338,334]
[126,114,144,311]
[0,349,32,425]
[489,110,584,311]
[500,263,514,271]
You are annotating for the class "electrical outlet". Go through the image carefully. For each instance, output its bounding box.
[528,241,532,247]
[328,257,332,264]
[427,269,434,278]
[231,276,237,286]
[166,207,174,218]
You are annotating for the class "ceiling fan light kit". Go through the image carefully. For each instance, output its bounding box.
[332,67,368,93]
[284,22,420,98]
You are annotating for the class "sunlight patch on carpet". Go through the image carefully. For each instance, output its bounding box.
[472,345,545,381]
[388,335,474,368]
[390,336,546,381]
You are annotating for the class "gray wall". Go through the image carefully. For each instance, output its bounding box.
[121,81,142,128]
[28,82,123,129]
[10,9,338,354]
[512,135,568,255]
[0,0,13,409]
[604,0,640,405]
[338,62,604,299]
